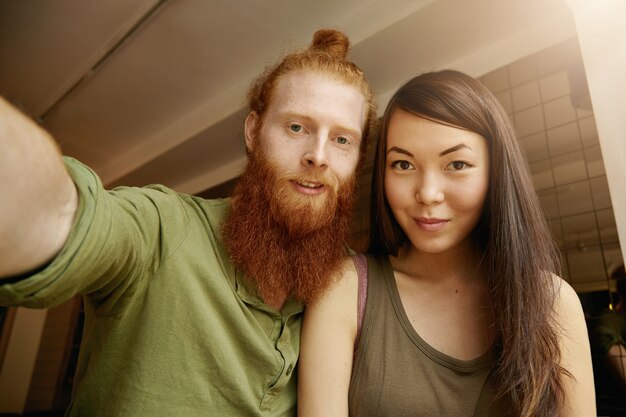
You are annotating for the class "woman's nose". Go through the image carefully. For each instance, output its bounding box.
[416,173,444,205]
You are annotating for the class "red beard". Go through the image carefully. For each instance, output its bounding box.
[222,146,356,308]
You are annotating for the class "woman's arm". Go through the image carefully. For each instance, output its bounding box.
[298,257,359,417]
[554,276,596,416]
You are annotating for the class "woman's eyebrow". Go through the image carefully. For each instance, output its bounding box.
[387,144,475,157]
[387,146,413,157]
[439,143,473,157]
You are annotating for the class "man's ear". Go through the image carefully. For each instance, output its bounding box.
[244,111,259,153]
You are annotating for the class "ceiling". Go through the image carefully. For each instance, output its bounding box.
[0,0,577,194]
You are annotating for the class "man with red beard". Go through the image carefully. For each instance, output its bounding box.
[0,29,375,416]
[224,55,371,309]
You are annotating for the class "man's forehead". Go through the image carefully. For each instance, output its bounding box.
[275,70,353,94]
[270,70,367,131]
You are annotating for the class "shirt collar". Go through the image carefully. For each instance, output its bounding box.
[234,268,304,317]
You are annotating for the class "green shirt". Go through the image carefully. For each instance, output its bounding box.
[0,158,303,416]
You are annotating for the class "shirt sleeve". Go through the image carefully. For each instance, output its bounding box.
[0,157,190,314]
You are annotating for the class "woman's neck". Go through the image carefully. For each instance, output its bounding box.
[391,238,484,285]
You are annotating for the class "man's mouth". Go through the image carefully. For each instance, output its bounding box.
[296,180,324,189]
[290,179,326,195]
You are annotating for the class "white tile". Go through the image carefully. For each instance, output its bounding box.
[571,93,593,114]
[584,145,606,177]
[552,151,587,185]
[603,243,624,275]
[481,66,509,93]
[576,106,594,119]
[567,247,607,284]
[556,180,593,216]
[597,208,619,244]
[535,38,579,76]
[590,176,613,209]
[539,71,570,101]
[509,55,537,86]
[544,96,577,129]
[547,122,581,157]
[512,80,541,111]
[529,159,554,190]
[568,65,592,114]
[519,131,548,162]
[514,105,545,137]
[560,212,599,250]
[538,189,559,219]
[494,89,513,114]
[579,116,599,147]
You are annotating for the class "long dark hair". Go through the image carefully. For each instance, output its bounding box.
[368,70,566,416]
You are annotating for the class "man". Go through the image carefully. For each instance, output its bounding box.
[0,29,376,416]
[589,265,626,414]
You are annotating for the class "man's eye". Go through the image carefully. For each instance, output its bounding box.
[289,124,302,133]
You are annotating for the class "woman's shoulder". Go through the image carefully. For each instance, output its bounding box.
[314,255,360,306]
[549,274,591,357]
[547,274,596,416]
[549,273,582,314]
[305,256,362,331]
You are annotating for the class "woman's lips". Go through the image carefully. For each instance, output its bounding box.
[414,217,449,232]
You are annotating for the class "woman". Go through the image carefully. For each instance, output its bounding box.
[298,70,595,416]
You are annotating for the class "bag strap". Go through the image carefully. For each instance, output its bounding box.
[352,254,368,354]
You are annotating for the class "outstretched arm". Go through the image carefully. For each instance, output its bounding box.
[0,97,77,278]
[298,258,359,417]
[555,277,596,416]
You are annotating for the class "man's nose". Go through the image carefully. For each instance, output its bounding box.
[302,137,329,168]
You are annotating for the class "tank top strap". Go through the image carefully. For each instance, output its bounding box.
[351,253,368,354]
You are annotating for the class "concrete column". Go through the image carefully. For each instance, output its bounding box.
[565,0,626,264]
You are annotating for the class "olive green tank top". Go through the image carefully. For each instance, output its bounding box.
[348,255,512,417]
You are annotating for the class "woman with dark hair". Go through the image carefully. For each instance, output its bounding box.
[298,70,595,416]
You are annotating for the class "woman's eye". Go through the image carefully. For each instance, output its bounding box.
[391,160,413,170]
[449,161,468,171]
[336,136,348,145]
[289,124,302,133]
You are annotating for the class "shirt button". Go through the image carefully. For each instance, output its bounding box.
[286,363,294,376]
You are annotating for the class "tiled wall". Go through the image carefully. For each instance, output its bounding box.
[480,38,623,293]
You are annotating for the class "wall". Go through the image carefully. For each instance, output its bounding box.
[480,38,623,293]
[0,308,47,414]
[24,296,82,413]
